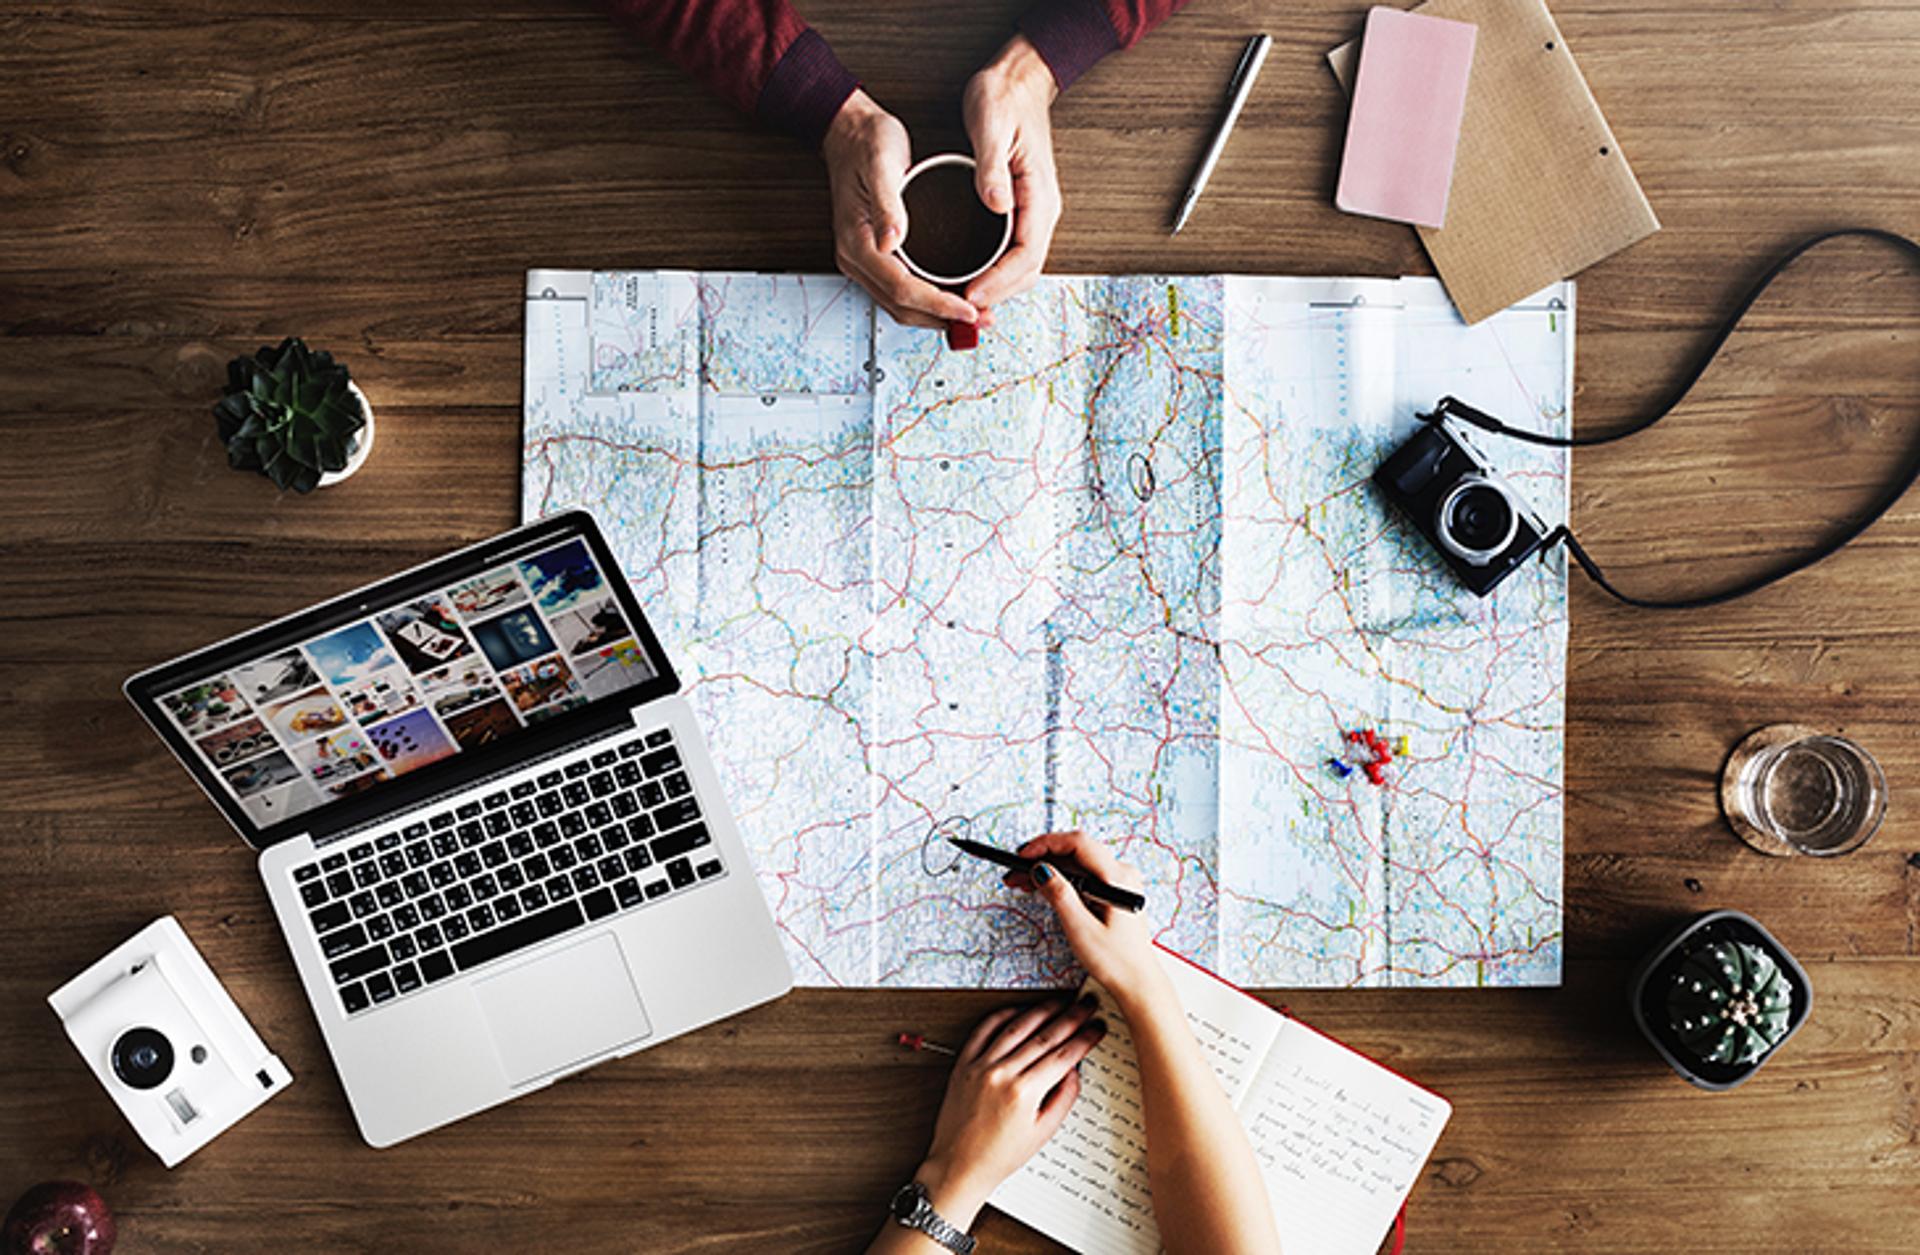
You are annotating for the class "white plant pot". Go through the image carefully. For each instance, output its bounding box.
[318,381,376,488]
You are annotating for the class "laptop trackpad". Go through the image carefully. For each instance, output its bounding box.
[473,932,652,1086]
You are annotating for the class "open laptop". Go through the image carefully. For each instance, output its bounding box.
[126,512,793,1147]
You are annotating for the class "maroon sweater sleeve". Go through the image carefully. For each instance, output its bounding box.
[1019,0,1192,90]
[605,0,858,149]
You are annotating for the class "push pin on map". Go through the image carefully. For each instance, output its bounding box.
[1338,729,1394,787]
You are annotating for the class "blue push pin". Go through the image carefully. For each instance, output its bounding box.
[1327,758,1354,779]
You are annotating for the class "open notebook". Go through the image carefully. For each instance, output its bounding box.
[990,949,1451,1254]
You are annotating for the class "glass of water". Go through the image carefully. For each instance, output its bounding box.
[1721,725,1886,856]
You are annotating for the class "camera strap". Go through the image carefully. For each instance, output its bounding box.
[1423,227,1920,610]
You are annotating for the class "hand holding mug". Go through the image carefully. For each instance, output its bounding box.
[823,90,983,333]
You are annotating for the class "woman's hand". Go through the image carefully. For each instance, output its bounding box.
[822,90,982,332]
[911,998,1106,1228]
[960,35,1062,311]
[1008,830,1172,1014]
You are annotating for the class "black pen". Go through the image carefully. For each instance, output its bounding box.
[947,837,1146,913]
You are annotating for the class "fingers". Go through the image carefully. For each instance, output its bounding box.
[959,1005,1024,1063]
[980,997,1068,1064]
[999,994,1099,1073]
[963,242,1044,312]
[1035,1064,1082,1131]
[867,156,909,254]
[963,178,1057,307]
[965,148,1061,309]
[1021,1015,1105,1096]
[1015,830,1134,887]
[970,111,1016,217]
[836,243,977,329]
[1032,859,1103,944]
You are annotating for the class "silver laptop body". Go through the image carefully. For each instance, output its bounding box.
[127,513,793,1146]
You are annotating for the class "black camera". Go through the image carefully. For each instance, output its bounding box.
[1373,416,1550,597]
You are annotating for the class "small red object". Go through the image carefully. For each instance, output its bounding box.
[897,1031,957,1056]
[1364,761,1386,786]
[945,320,979,351]
[3,1181,116,1255]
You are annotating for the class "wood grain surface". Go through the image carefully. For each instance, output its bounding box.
[5,0,1920,1250]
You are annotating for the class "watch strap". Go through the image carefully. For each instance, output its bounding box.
[891,1182,977,1255]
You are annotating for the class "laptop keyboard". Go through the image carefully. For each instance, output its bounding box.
[288,726,725,1017]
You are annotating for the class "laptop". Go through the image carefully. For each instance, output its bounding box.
[125,512,793,1147]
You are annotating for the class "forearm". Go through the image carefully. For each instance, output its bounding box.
[1119,981,1282,1255]
[604,0,856,148]
[1018,0,1194,90]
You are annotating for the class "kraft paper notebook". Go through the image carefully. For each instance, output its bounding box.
[1329,0,1659,323]
[989,949,1451,1255]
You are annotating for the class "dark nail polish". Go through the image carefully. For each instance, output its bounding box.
[1032,862,1054,884]
[1090,1019,1107,1034]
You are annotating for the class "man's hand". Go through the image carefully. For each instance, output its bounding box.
[823,89,981,331]
[961,35,1062,311]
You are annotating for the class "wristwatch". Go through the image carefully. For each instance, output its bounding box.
[889,1181,977,1254]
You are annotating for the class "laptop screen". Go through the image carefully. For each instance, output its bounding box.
[127,513,677,849]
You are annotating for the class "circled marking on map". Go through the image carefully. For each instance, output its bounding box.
[1127,452,1156,503]
[923,816,970,877]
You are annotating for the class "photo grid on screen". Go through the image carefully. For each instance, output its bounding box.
[157,537,658,830]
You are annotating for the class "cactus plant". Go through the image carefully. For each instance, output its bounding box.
[1664,937,1795,1066]
[214,337,367,493]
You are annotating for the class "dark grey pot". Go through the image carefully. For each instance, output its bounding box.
[1628,909,1812,1090]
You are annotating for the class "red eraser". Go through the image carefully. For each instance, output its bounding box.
[946,320,979,351]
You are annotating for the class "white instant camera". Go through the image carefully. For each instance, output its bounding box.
[49,917,292,1167]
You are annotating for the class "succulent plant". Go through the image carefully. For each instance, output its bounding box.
[1664,938,1794,1066]
[215,337,367,493]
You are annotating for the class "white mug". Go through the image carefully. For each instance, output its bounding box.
[896,153,1016,287]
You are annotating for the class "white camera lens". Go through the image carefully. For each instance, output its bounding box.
[111,1027,175,1090]
[1436,475,1519,566]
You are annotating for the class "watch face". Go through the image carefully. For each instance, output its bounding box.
[891,1183,925,1221]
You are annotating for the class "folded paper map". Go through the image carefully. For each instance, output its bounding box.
[522,270,1571,989]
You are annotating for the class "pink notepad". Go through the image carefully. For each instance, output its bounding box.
[1336,7,1477,229]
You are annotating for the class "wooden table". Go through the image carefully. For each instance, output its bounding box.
[5,0,1920,1249]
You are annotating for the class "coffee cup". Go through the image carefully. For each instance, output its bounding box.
[896,153,1014,350]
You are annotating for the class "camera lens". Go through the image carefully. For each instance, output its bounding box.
[1437,477,1519,564]
[111,1027,175,1090]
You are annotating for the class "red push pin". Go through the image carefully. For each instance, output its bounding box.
[898,1031,957,1056]
[945,320,979,351]
[1341,727,1393,785]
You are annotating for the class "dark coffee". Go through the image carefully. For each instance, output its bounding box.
[901,162,1009,281]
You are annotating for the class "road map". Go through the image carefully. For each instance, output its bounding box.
[522,269,1571,989]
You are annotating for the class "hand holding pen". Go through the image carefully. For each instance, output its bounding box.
[980,830,1170,1007]
[948,835,1145,912]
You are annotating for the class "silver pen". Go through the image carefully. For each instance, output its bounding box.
[1171,34,1272,234]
